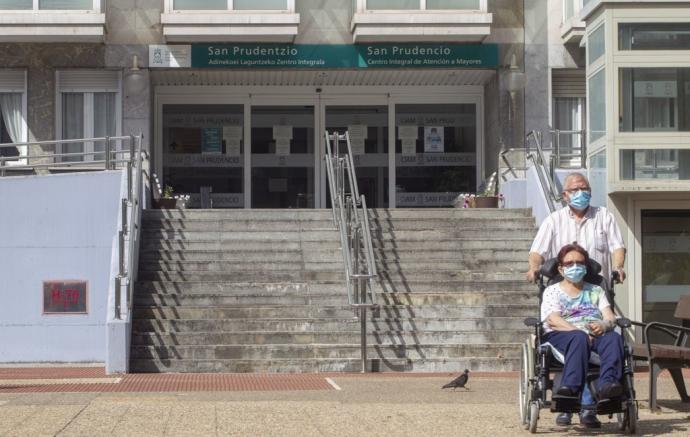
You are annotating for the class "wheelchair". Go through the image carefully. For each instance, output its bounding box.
[519,258,638,434]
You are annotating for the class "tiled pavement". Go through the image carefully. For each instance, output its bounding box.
[0,368,689,436]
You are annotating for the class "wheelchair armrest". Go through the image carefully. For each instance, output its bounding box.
[616,318,632,329]
[523,317,541,327]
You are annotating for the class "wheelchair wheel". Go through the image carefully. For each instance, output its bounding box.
[616,402,637,434]
[519,338,535,428]
[528,402,539,433]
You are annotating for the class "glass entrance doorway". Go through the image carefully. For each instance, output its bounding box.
[642,209,690,342]
[325,105,389,208]
[250,106,315,208]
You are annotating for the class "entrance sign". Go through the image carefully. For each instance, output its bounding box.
[174,43,498,69]
[165,154,243,167]
[397,192,460,207]
[202,128,222,154]
[43,280,88,314]
[424,126,444,153]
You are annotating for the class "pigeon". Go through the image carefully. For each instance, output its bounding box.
[442,369,470,390]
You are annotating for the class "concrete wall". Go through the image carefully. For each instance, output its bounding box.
[0,171,123,362]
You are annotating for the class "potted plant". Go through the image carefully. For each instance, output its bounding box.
[466,172,503,208]
[155,185,178,209]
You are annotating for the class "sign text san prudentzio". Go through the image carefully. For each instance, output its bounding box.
[194,43,498,69]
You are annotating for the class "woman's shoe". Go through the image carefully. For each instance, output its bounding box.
[555,412,572,426]
[579,410,602,429]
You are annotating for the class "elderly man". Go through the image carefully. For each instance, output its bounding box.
[526,172,626,428]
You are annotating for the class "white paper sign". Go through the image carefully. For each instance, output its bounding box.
[275,138,291,155]
[398,125,418,140]
[402,139,417,156]
[348,124,367,155]
[223,126,242,156]
[424,126,444,153]
[273,125,293,140]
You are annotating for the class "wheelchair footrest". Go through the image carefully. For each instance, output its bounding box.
[550,394,581,413]
[596,398,623,415]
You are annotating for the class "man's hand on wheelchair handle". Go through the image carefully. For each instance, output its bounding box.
[614,267,626,283]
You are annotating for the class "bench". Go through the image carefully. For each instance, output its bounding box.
[631,294,690,411]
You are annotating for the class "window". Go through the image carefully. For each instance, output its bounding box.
[620,149,690,180]
[0,0,97,9]
[619,23,690,51]
[553,97,585,153]
[0,69,26,163]
[619,68,690,132]
[56,71,120,163]
[588,69,605,143]
[172,0,289,11]
[364,0,480,10]
[563,0,582,23]
[588,24,605,65]
[588,149,606,207]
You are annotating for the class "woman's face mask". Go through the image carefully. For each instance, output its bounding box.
[563,263,587,283]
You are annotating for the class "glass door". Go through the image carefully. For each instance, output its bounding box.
[162,104,244,208]
[642,209,690,342]
[394,103,477,207]
[324,105,389,208]
[250,106,315,208]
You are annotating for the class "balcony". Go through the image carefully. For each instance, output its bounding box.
[351,0,492,43]
[0,0,105,43]
[560,0,585,44]
[161,0,299,43]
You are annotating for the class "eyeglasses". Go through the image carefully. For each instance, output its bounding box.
[564,188,591,194]
[562,261,585,267]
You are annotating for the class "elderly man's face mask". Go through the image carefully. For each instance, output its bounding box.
[564,180,592,211]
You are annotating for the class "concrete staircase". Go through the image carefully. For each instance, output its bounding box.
[130,208,537,373]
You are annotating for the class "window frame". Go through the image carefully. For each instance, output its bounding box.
[355,0,486,13]
[165,0,295,13]
[0,69,28,165]
[0,0,101,12]
[55,70,122,163]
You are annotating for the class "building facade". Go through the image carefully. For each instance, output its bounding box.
[0,0,688,329]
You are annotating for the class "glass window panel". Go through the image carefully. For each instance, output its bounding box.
[620,149,690,180]
[588,149,606,207]
[234,0,287,10]
[563,0,576,21]
[588,69,605,142]
[367,0,419,10]
[173,0,226,10]
[0,0,32,9]
[552,97,585,164]
[162,104,245,208]
[61,93,84,162]
[326,106,389,208]
[93,93,116,161]
[426,0,480,9]
[394,104,476,208]
[619,23,690,50]
[642,210,690,343]
[588,24,605,65]
[618,68,690,132]
[251,106,314,208]
[39,0,92,9]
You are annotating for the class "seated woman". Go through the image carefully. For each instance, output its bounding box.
[541,242,624,403]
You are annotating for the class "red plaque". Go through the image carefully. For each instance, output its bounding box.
[43,280,88,314]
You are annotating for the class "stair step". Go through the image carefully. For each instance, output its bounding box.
[130,331,529,347]
[131,318,533,334]
[129,356,520,373]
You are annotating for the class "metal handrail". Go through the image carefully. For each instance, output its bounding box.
[324,131,378,373]
[550,129,586,169]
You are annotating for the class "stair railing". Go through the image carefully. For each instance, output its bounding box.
[525,130,564,213]
[324,131,378,373]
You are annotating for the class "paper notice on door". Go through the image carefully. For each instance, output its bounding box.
[275,138,291,155]
[223,126,242,155]
[347,124,367,155]
[349,138,365,155]
[401,138,417,156]
[398,125,418,140]
[424,126,444,153]
[225,139,241,156]
[273,125,293,140]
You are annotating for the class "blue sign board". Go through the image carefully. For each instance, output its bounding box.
[202,128,222,154]
[191,43,498,69]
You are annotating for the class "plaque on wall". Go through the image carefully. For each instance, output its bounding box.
[43,280,88,314]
